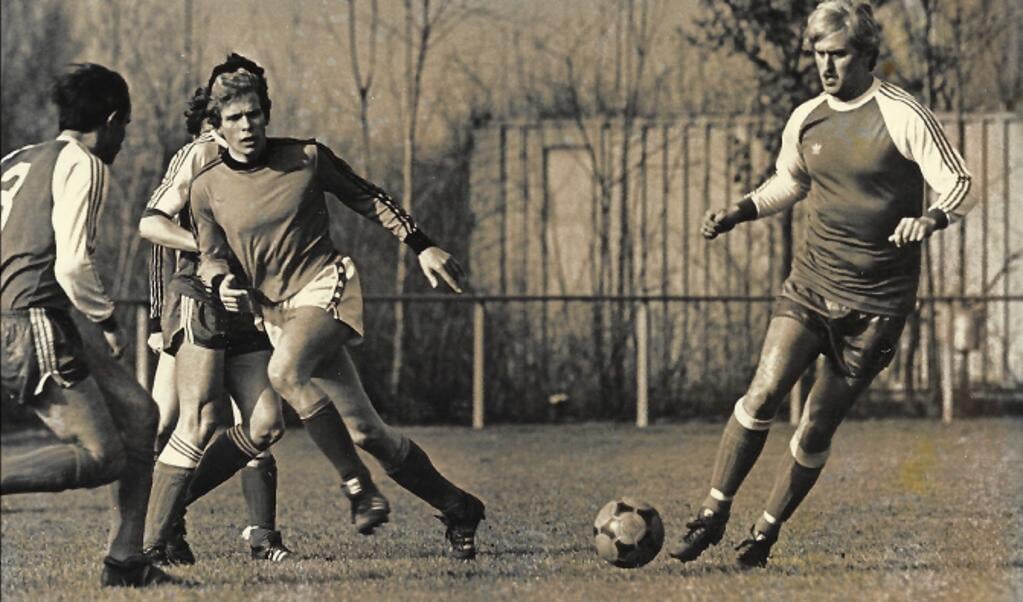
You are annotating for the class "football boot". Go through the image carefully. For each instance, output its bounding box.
[667,508,729,562]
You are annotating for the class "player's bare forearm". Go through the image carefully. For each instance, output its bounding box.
[139,214,199,252]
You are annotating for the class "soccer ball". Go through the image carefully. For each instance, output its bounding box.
[593,498,665,568]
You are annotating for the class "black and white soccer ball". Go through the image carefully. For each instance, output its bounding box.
[593,497,665,568]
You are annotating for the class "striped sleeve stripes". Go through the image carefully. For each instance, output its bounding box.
[84,154,106,255]
[320,145,417,239]
[878,83,971,216]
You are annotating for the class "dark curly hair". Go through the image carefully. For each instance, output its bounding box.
[184,86,209,136]
[53,63,130,132]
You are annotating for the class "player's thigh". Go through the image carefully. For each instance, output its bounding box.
[174,342,223,410]
[799,362,873,452]
[151,351,179,426]
[225,350,275,416]
[746,313,825,407]
[81,343,158,440]
[33,377,122,457]
[269,307,358,382]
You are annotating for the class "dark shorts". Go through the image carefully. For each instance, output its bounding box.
[776,281,907,380]
[1,309,90,405]
[160,273,271,357]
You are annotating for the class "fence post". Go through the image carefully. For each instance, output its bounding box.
[472,299,485,430]
[636,300,649,428]
[134,304,150,392]
[941,301,955,423]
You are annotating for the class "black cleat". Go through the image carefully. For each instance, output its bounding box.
[342,475,391,535]
[667,508,729,562]
[243,526,292,562]
[735,527,777,568]
[144,517,195,566]
[438,493,486,560]
[100,556,187,587]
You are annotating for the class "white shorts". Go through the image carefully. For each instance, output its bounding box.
[256,257,365,348]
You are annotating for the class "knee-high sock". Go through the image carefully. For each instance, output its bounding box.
[184,425,260,506]
[755,442,828,537]
[143,433,203,548]
[0,445,96,494]
[386,439,465,516]
[701,400,772,515]
[106,447,155,561]
[241,453,277,530]
[301,401,367,482]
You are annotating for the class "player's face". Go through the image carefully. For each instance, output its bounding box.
[218,92,267,163]
[813,29,873,101]
[95,110,131,165]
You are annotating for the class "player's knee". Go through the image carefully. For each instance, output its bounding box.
[81,436,128,486]
[248,408,285,449]
[739,389,779,422]
[196,410,219,446]
[266,360,307,399]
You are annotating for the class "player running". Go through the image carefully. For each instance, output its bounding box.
[0,63,180,587]
[669,0,975,568]
[139,55,292,564]
[190,63,486,560]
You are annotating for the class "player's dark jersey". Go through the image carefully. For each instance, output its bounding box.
[749,78,973,315]
[1,137,114,321]
[191,138,432,303]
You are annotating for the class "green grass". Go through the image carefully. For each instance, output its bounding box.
[3,419,1022,601]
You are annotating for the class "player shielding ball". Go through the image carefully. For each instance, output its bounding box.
[669,0,975,568]
[190,64,485,560]
[0,63,180,587]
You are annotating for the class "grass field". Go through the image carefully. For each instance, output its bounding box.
[2,418,1021,601]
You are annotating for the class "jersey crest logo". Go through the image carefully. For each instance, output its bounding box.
[811,143,822,155]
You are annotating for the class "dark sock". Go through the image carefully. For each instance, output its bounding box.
[386,439,465,515]
[241,455,277,530]
[183,426,258,506]
[108,447,155,556]
[0,445,87,494]
[301,402,366,482]
[701,415,770,514]
[143,462,193,549]
[758,452,824,536]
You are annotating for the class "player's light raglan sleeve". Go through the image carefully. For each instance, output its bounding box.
[50,144,116,323]
[747,97,825,218]
[313,143,434,253]
[190,178,234,286]
[142,136,217,326]
[877,83,974,227]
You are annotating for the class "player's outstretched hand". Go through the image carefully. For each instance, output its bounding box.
[218,274,253,313]
[888,216,938,247]
[701,208,735,240]
[103,326,126,359]
[418,247,465,293]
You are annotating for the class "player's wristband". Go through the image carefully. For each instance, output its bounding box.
[404,230,436,255]
[148,316,162,335]
[925,208,949,230]
[732,198,758,223]
[98,314,119,333]
[210,274,227,303]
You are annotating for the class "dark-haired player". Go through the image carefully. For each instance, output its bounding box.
[1,63,179,587]
[190,64,486,560]
[669,0,975,568]
[140,54,292,563]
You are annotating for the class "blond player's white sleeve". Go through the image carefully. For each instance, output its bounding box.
[51,141,116,322]
[876,83,974,223]
[747,96,827,218]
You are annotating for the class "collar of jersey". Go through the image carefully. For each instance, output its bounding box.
[825,77,881,112]
[220,144,269,171]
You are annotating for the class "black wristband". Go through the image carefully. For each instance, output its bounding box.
[404,230,436,255]
[210,274,226,303]
[926,208,949,230]
[148,316,162,335]
[98,314,119,333]
[733,198,758,222]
